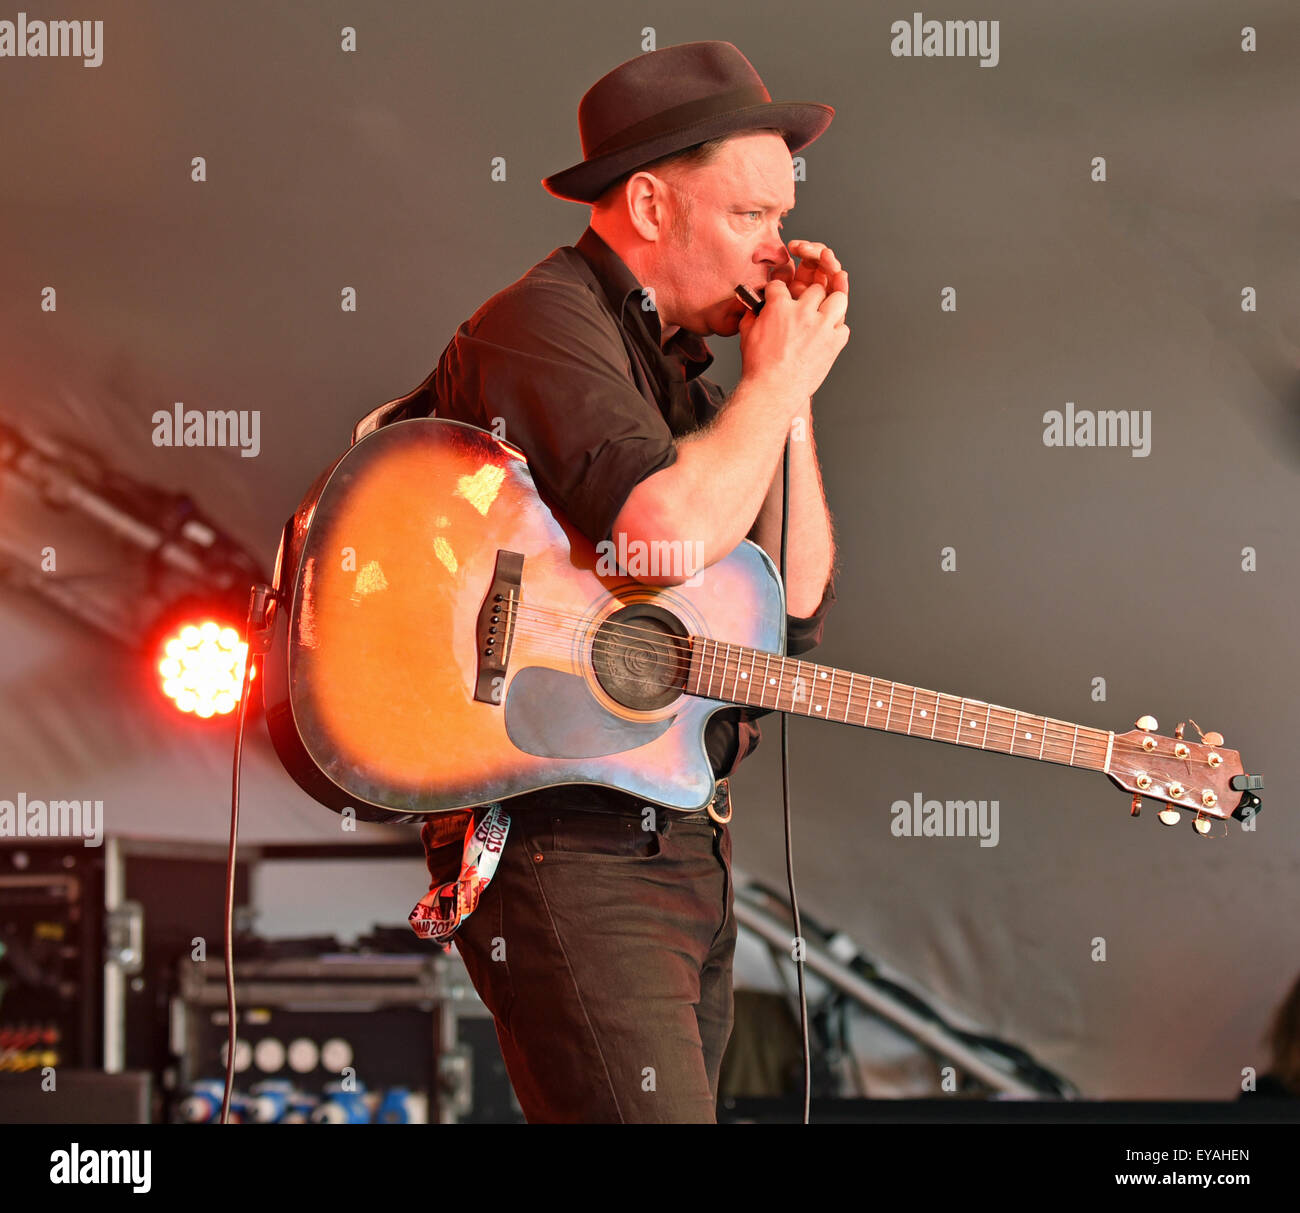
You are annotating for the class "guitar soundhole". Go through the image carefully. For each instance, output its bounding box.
[591,604,690,711]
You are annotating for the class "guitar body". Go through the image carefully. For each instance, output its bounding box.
[264,418,786,824]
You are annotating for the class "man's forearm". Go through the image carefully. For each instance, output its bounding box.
[612,373,802,573]
[747,400,835,617]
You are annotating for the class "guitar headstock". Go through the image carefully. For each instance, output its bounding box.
[1107,716,1263,834]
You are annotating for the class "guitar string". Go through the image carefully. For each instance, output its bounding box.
[485,630,1198,772]
[498,611,1151,764]
[494,603,1201,767]
[496,599,1105,740]
[497,597,1118,741]
[497,613,1116,764]
[497,618,1171,764]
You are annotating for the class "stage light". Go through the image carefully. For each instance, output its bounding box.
[155,618,254,717]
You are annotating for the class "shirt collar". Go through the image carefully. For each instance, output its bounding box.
[574,225,715,379]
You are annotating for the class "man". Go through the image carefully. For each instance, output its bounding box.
[411,41,850,1122]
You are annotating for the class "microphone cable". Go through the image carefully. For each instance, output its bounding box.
[777,431,812,1125]
[220,584,277,1124]
[737,282,813,1121]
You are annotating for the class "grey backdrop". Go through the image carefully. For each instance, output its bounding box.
[1,0,1296,1100]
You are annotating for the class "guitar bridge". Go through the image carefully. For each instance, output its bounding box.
[474,550,523,704]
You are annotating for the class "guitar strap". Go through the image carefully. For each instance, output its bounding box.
[408,804,512,951]
[351,367,439,445]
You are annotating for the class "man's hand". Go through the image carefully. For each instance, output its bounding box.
[773,239,849,303]
[739,239,850,406]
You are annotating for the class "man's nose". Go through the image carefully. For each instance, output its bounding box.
[763,238,791,272]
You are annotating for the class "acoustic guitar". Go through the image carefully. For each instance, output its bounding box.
[263,418,1263,831]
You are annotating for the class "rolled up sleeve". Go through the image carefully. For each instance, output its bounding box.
[439,279,678,547]
[785,576,836,657]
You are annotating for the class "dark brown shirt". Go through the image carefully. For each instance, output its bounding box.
[425,224,834,798]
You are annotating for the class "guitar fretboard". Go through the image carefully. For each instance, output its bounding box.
[686,638,1112,772]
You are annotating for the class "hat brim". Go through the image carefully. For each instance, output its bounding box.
[542,101,833,202]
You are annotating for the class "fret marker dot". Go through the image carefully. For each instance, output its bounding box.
[769,678,777,685]
[819,671,827,679]
[1025,732,1033,739]
[740,672,747,679]
[968,721,976,728]
[919,710,927,718]
[815,705,822,712]
[875,700,883,708]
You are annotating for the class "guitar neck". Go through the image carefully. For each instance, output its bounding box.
[685,637,1112,774]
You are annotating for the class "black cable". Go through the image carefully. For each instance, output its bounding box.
[777,433,811,1124]
[219,584,276,1124]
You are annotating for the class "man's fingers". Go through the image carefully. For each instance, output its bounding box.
[819,288,848,325]
[798,265,832,292]
[791,264,819,294]
[796,281,827,307]
[789,240,843,275]
[789,239,831,260]
[787,242,847,306]
[766,272,846,320]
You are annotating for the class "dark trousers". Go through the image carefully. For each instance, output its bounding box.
[443,798,737,1123]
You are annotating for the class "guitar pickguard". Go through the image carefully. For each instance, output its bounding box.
[504,666,675,759]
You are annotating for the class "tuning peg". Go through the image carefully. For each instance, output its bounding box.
[1174,722,1185,740]
[1130,795,1142,817]
[1135,715,1159,732]
[1157,804,1180,826]
[1188,719,1224,748]
[1192,813,1214,836]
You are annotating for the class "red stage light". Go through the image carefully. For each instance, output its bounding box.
[156,619,253,717]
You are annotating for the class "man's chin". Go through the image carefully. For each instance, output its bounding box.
[704,302,746,336]
[673,304,744,338]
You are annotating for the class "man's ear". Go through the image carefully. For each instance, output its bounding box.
[626,171,669,243]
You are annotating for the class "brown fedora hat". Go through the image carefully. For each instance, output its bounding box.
[542,41,833,202]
